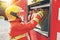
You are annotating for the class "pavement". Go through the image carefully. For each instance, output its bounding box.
[0,19,10,40]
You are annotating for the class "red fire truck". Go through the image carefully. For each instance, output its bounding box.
[0,0,60,40]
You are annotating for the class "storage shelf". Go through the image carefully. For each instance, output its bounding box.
[30,3,50,9]
[33,28,48,37]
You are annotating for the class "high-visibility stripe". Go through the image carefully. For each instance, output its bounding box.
[33,17,39,23]
[38,11,43,18]
[11,33,26,40]
[36,14,41,20]
[32,12,43,23]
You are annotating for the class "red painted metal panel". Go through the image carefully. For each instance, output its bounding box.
[29,30,48,40]
[50,0,59,40]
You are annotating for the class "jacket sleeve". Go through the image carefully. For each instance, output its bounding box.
[10,13,43,32]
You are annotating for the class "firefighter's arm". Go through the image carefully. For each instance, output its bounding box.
[10,13,43,31]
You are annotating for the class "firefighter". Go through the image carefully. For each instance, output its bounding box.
[5,5,43,40]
